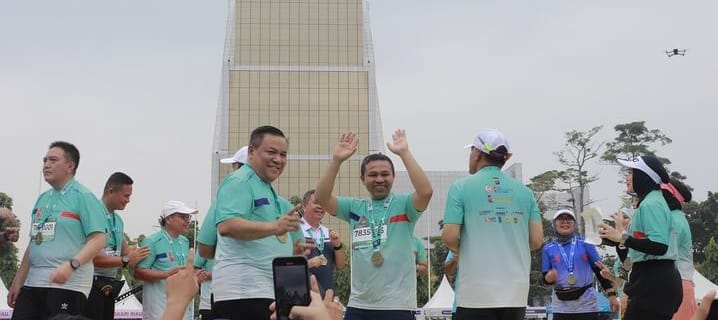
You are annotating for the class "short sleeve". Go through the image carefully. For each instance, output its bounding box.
[335,196,355,222]
[80,195,108,237]
[443,182,464,225]
[215,176,254,224]
[541,245,552,273]
[137,237,156,269]
[197,202,217,246]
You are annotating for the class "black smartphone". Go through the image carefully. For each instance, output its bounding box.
[273,256,311,320]
[601,219,618,247]
[708,298,718,320]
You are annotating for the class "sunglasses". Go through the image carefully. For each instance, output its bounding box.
[172,213,192,221]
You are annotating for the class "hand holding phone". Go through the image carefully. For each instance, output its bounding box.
[273,256,311,320]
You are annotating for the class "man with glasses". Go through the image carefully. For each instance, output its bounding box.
[135,200,202,320]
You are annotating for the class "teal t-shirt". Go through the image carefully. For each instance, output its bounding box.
[628,190,677,262]
[138,229,192,320]
[197,200,218,247]
[414,236,427,264]
[26,178,107,297]
[336,192,421,310]
[95,210,125,278]
[671,209,694,280]
[443,166,541,308]
[212,164,303,302]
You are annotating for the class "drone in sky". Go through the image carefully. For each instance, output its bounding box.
[666,48,686,57]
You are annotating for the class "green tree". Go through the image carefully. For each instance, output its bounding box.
[0,192,18,287]
[528,218,553,306]
[601,121,672,164]
[527,170,563,207]
[289,195,302,206]
[697,237,718,284]
[685,192,718,263]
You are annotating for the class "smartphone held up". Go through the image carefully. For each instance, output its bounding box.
[273,256,311,320]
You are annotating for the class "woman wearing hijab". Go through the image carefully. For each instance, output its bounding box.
[543,209,619,320]
[600,155,682,320]
[663,178,696,320]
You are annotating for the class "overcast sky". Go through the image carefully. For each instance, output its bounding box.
[2,0,716,251]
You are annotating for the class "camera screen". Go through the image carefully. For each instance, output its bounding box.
[274,264,310,317]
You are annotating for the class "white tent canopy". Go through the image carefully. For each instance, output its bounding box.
[422,276,454,316]
[693,271,718,302]
[0,279,12,319]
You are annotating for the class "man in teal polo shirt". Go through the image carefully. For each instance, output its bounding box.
[442,129,543,320]
[194,252,215,320]
[315,129,433,320]
[135,200,199,320]
[212,126,306,320]
[197,145,248,259]
[8,141,107,319]
[83,172,150,320]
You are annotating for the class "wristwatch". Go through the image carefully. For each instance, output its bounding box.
[121,256,130,268]
[333,243,343,250]
[69,258,81,271]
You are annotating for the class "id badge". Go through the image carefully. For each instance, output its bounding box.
[352,225,387,249]
[31,220,57,243]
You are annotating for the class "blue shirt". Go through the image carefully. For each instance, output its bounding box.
[542,236,601,313]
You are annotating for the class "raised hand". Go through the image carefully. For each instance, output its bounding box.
[544,268,557,283]
[328,229,340,247]
[128,246,151,267]
[294,238,315,256]
[386,129,409,156]
[275,207,301,236]
[332,132,358,162]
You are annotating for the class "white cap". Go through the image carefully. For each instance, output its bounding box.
[619,206,634,219]
[552,209,576,221]
[617,157,661,184]
[464,129,510,154]
[220,146,248,164]
[160,200,198,220]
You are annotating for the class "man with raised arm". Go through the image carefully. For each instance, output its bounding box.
[314,129,433,320]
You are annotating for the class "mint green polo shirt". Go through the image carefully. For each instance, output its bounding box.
[671,209,694,280]
[26,178,107,297]
[336,192,421,310]
[138,229,192,320]
[628,190,677,263]
[212,164,303,302]
[95,209,126,278]
[443,166,541,308]
[197,200,218,247]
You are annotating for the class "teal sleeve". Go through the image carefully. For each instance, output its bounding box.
[194,254,207,269]
[402,193,421,222]
[80,195,108,237]
[443,183,464,225]
[414,237,427,263]
[528,191,542,222]
[444,251,455,264]
[215,176,254,224]
[335,197,354,222]
[137,237,156,269]
[637,202,671,245]
[197,202,217,246]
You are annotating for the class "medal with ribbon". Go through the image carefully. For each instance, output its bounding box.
[368,195,392,267]
[558,237,578,285]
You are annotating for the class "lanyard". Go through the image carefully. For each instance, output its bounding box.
[557,237,577,273]
[161,229,186,266]
[35,179,75,228]
[106,211,121,251]
[367,195,393,251]
[307,226,325,252]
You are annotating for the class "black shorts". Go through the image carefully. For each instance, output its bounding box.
[455,307,526,320]
[11,286,87,320]
[213,298,273,320]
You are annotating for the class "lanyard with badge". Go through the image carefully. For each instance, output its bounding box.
[32,181,73,245]
[308,226,328,265]
[368,195,392,267]
[558,237,578,285]
[161,229,186,266]
[105,212,121,256]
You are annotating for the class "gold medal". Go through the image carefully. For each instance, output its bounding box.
[276,233,288,243]
[567,273,577,285]
[35,233,42,245]
[371,251,384,267]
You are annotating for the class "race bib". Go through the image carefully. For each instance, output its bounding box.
[352,225,387,249]
[31,220,57,242]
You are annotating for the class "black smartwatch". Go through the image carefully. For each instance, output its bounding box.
[121,256,130,268]
[69,258,81,271]
[333,243,343,250]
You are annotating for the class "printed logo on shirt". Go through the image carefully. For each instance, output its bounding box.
[168,252,176,262]
[254,198,270,207]
[156,253,168,259]
[582,254,588,261]
[554,254,561,264]
[349,212,360,222]
[33,208,42,219]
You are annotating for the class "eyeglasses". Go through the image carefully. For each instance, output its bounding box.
[172,214,192,221]
[556,217,574,222]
